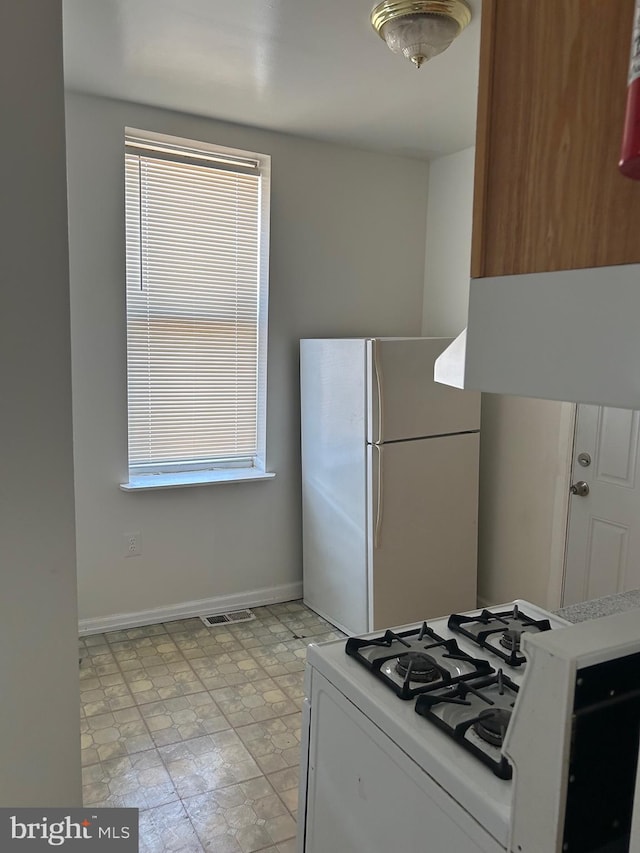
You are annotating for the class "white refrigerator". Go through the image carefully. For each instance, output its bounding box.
[300,337,481,635]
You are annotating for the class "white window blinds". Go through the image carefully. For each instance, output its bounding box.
[125,137,265,474]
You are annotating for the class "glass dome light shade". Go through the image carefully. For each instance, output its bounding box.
[371,1,472,68]
[380,13,460,67]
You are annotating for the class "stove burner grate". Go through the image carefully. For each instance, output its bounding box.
[448,604,551,667]
[345,623,494,700]
[415,669,519,779]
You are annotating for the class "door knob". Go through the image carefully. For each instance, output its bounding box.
[570,481,590,497]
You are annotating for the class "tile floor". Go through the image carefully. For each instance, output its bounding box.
[78,601,345,853]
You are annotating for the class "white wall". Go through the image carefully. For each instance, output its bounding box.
[0,1,81,804]
[421,147,572,609]
[65,92,430,625]
[422,147,475,337]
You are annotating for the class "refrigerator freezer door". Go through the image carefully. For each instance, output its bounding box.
[300,338,369,635]
[367,432,479,630]
[367,338,481,444]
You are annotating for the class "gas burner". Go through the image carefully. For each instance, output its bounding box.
[345,623,494,700]
[448,604,552,667]
[395,652,440,683]
[499,629,522,652]
[473,708,512,746]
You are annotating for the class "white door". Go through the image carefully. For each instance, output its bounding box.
[563,404,640,605]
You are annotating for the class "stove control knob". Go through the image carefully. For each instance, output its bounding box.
[570,480,590,497]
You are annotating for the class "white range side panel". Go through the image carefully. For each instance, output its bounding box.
[367,337,481,443]
[301,671,502,853]
[504,611,640,853]
[368,432,479,629]
[300,339,369,635]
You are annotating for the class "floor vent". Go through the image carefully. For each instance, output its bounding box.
[200,609,256,627]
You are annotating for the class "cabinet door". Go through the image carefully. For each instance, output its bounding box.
[472,0,640,278]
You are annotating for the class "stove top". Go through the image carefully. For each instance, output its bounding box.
[342,602,561,778]
[305,600,571,849]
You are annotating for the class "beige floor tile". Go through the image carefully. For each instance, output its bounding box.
[111,635,186,670]
[227,622,295,650]
[103,629,133,644]
[84,633,109,647]
[123,661,205,704]
[80,670,136,716]
[232,606,289,624]
[166,620,244,647]
[242,841,298,853]
[266,601,308,618]
[81,645,117,669]
[174,621,237,637]
[184,776,293,853]
[123,659,195,680]
[82,749,178,810]
[163,618,207,634]
[174,633,245,659]
[272,673,304,702]
[298,630,345,644]
[274,611,336,638]
[267,765,300,813]
[80,660,122,682]
[139,692,230,747]
[159,732,261,799]
[139,801,204,852]
[260,813,296,845]
[190,651,269,690]
[210,679,298,727]
[125,623,170,640]
[107,624,169,643]
[235,714,302,775]
[247,640,308,677]
[80,706,154,766]
[277,786,298,815]
[82,602,321,851]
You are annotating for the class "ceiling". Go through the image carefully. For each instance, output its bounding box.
[62,0,481,160]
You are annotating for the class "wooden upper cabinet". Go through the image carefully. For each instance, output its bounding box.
[471,0,640,278]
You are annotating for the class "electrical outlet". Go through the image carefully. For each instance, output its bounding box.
[124,531,141,557]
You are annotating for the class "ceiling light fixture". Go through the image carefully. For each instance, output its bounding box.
[371,0,471,69]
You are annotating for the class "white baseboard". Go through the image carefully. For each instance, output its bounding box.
[79,582,303,636]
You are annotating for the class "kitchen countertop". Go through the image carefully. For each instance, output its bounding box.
[555,589,640,623]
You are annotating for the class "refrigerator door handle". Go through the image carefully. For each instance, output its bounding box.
[372,338,384,445]
[374,443,384,548]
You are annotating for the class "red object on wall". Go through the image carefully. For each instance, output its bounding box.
[620,0,640,179]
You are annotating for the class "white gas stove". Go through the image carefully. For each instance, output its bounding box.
[297,600,640,853]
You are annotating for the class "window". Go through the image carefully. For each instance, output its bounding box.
[121,130,272,490]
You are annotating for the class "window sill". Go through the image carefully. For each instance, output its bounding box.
[120,469,276,492]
